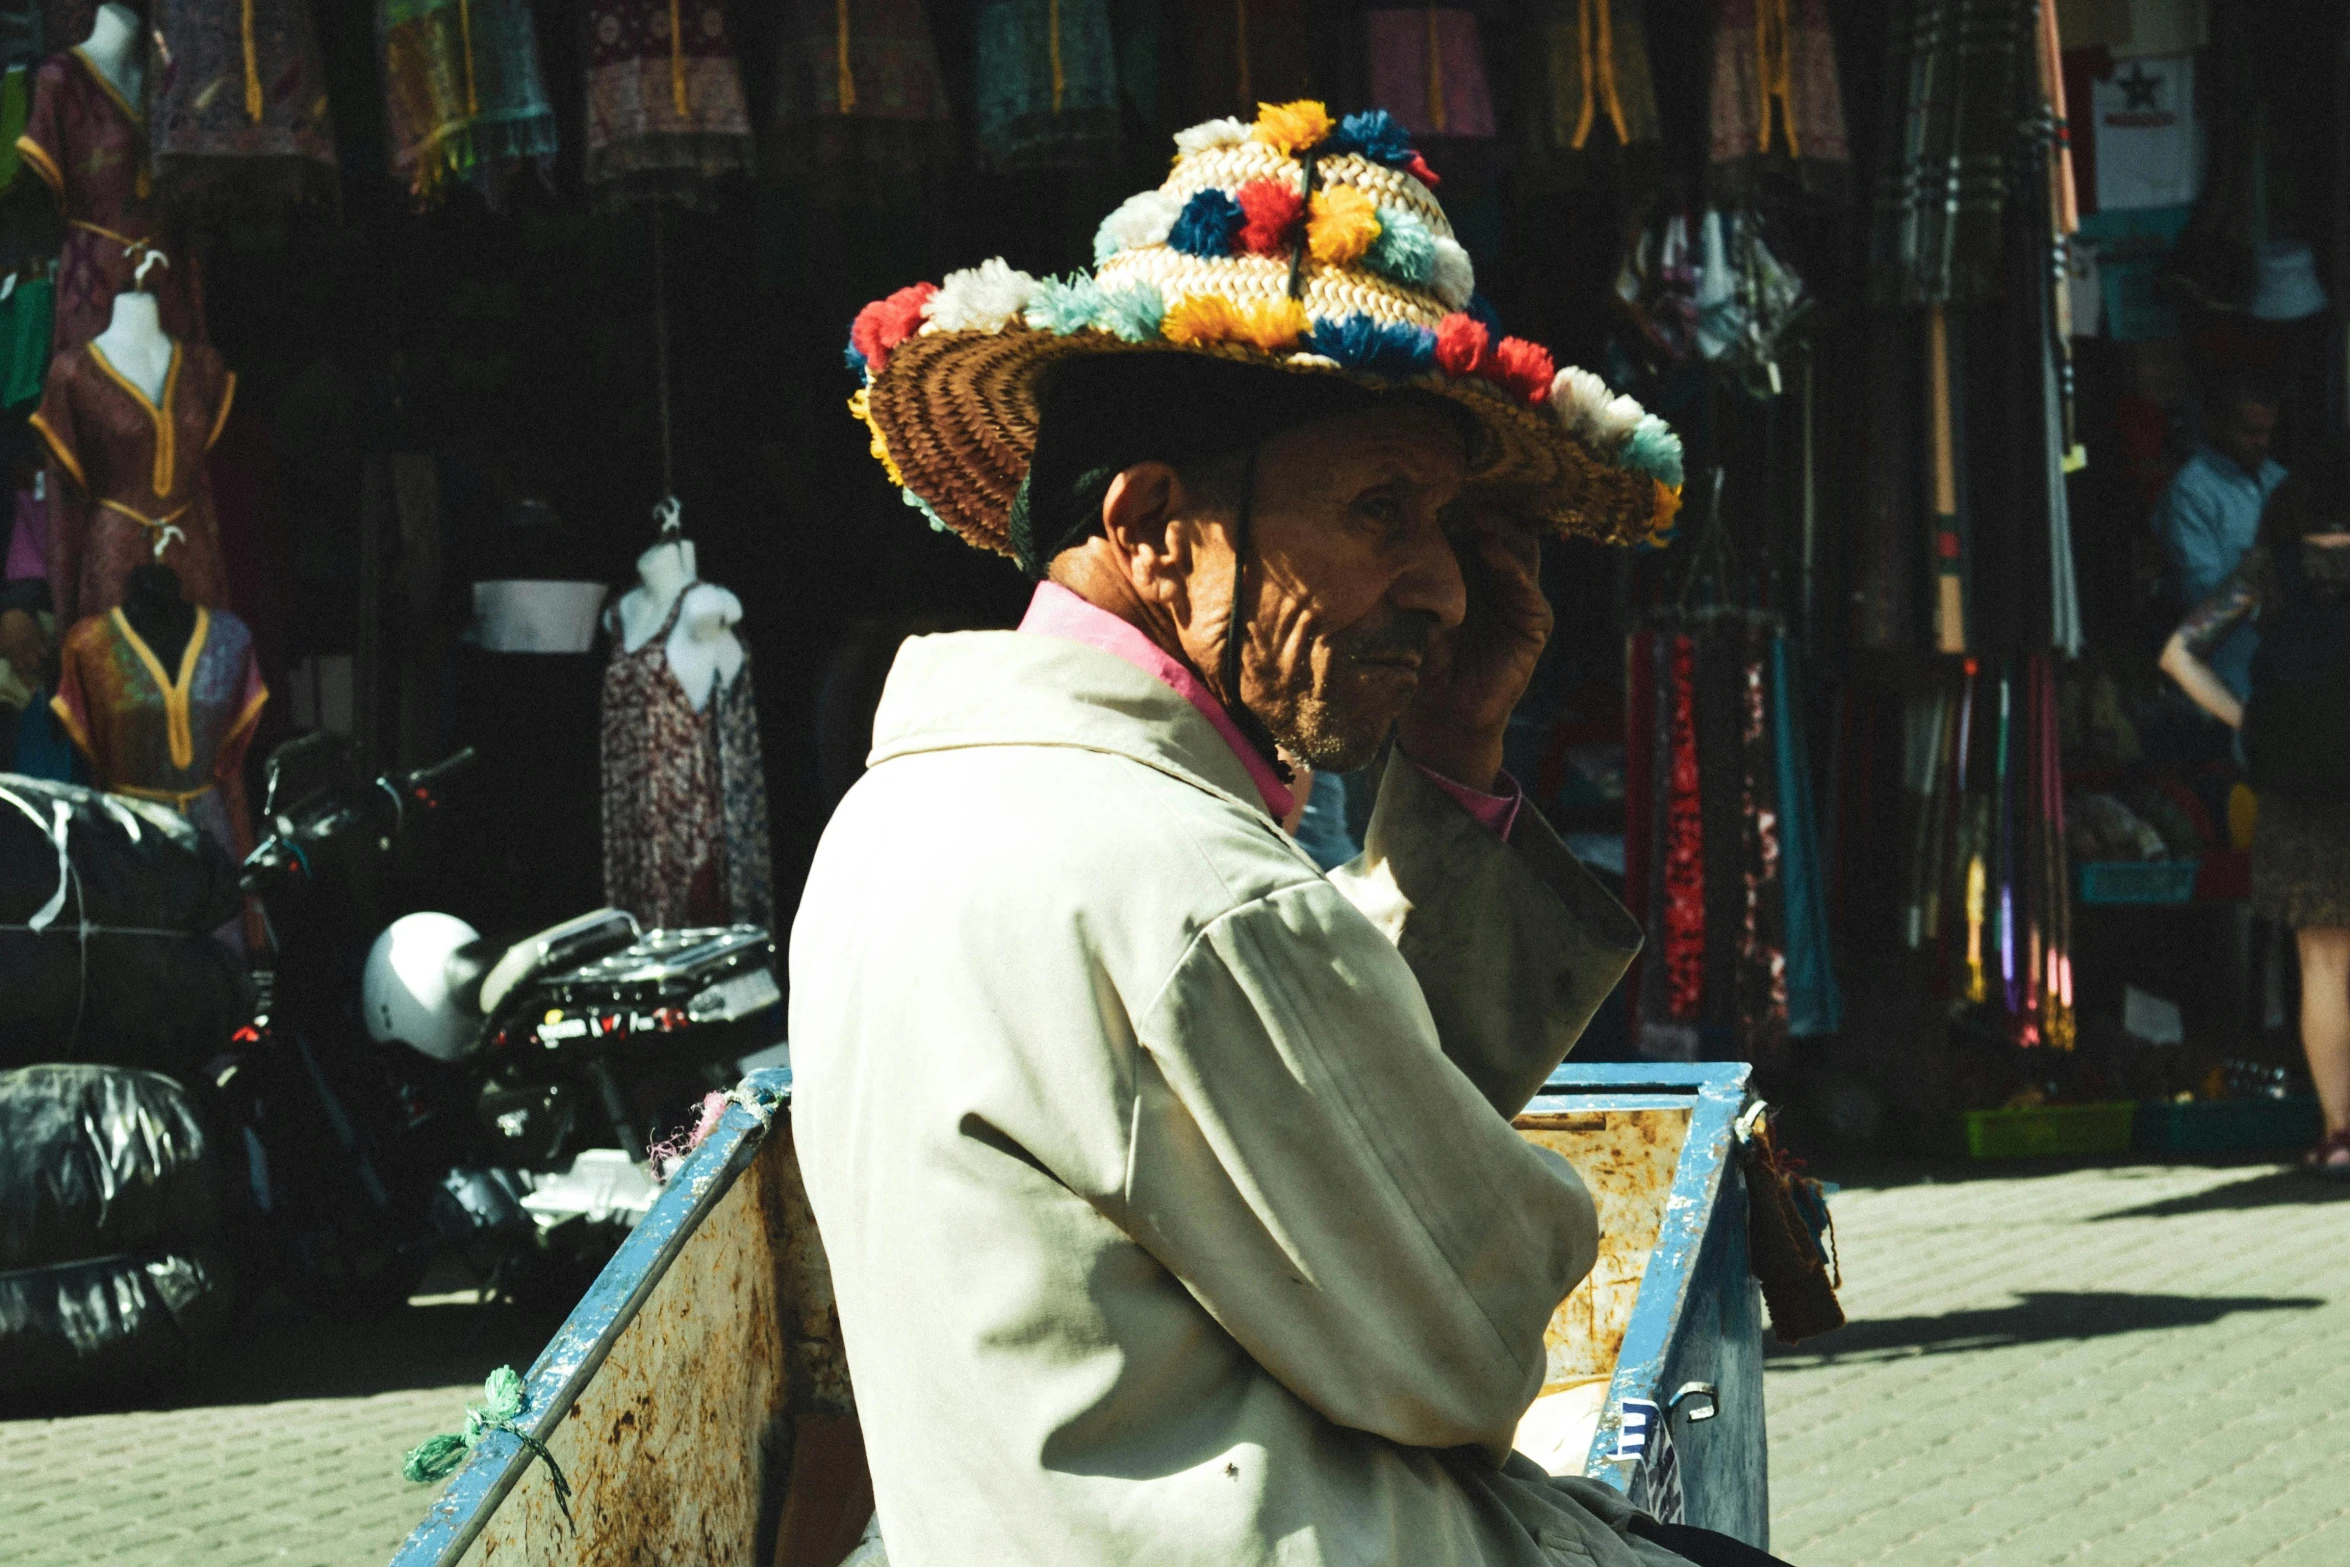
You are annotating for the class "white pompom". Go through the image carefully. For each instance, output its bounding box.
[1428,237,1475,310]
[922,258,1041,335]
[1093,189,1181,264]
[1173,117,1250,155]
[1592,393,1646,448]
[1549,367,1612,436]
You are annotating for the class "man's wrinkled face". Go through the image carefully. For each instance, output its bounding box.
[1215,404,1471,772]
[2216,399,2277,477]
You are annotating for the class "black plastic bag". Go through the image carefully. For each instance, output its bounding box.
[0,1065,223,1270]
[0,776,241,933]
[0,1251,233,1396]
[0,927,248,1076]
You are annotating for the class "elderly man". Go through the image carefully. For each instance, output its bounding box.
[793,104,1773,1567]
[2152,370,2288,700]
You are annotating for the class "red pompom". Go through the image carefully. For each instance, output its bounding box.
[1433,313,1489,378]
[852,282,938,375]
[1483,336,1556,404]
[1235,179,1306,257]
[1404,151,1442,189]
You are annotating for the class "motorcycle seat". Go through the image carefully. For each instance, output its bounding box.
[477,909,642,1022]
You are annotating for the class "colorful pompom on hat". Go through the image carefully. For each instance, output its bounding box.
[847,104,1684,557]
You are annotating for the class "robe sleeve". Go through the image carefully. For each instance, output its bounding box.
[14,57,64,195]
[1121,763,1640,1459]
[30,363,90,627]
[214,647,267,860]
[47,618,97,766]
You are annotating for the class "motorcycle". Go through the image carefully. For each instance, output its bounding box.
[212,733,784,1308]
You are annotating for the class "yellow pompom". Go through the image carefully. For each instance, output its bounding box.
[1647,479,1684,543]
[1251,99,1334,153]
[848,388,905,488]
[1160,293,1308,354]
[1162,293,1246,346]
[1307,185,1382,267]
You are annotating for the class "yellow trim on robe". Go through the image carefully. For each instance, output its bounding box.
[110,604,208,771]
[115,780,217,810]
[69,48,144,128]
[13,134,59,190]
[27,408,86,490]
[47,689,93,760]
[208,372,237,449]
[86,340,183,498]
[220,678,269,759]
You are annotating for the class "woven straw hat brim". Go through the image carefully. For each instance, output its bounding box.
[864,325,1665,559]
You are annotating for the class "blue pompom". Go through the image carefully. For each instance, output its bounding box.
[1466,293,1503,338]
[1623,415,1685,489]
[1024,273,1108,334]
[1329,109,1415,167]
[844,336,868,373]
[1307,314,1436,376]
[1168,189,1246,258]
[1364,206,1436,286]
[1095,283,1167,342]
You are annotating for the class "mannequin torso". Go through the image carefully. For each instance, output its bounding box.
[120,561,195,670]
[613,537,743,712]
[92,287,172,405]
[78,3,143,107]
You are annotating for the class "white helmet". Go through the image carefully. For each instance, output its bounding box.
[363,912,486,1062]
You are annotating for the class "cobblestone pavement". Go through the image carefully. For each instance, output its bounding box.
[1770,1158,2350,1567]
[3,1159,2344,1566]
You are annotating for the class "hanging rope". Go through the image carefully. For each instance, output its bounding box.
[403,1366,575,1529]
[1048,0,1065,115]
[458,0,480,116]
[1752,0,1797,156]
[834,0,857,111]
[651,208,676,508]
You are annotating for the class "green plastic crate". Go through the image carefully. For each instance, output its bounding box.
[2133,1096,2322,1154]
[2078,860,2199,905]
[1961,1101,2137,1160]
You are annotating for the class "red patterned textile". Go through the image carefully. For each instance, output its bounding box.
[1662,633,1705,1020]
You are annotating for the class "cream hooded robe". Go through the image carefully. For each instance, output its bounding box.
[790,629,1696,1567]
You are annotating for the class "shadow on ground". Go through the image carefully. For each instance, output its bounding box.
[1768,1290,2324,1366]
[2088,1167,2350,1220]
[0,1291,575,1421]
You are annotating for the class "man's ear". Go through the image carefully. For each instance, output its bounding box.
[1101,462,1188,605]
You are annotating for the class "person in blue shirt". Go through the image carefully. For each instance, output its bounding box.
[2151,370,2287,700]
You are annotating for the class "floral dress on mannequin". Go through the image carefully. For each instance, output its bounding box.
[14,48,205,350]
[599,584,772,931]
[51,601,267,866]
[31,333,234,625]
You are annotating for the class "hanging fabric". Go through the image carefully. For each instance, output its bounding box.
[1771,636,1840,1036]
[379,0,558,208]
[971,0,1121,172]
[1869,0,2030,306]
[767,0,954,198]
[583,0,756,211]
[1734,630,1789,1057]
[15,52,206,351]
[1366,8,1495,141]
[147,0,339,223]
[1708,0,1850,200]
[1166,0,1311,123]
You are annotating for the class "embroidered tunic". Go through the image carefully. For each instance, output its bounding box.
[583,0,754,210]
[14,49,206,351]
[51,602,267,866]
[31,337,235,626]
[148,0,340,221]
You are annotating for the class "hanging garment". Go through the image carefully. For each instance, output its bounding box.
[147,0,338,223]
[1660,632,1704,1023]
[1366,9,1494,141]
[14,50,206,352]
[1771,636,1840,1037]
[971,0,1120,173]
[30,338,234,627]
[768,0,953,193]
[0,60,30,189]
[1708,0,1849,199]
[37,0,83,54]
[601,586,773,930]
[380,0,558,208]
[4,485,42,580]
[1166,0,1312,124]
[0,274,51,407]
[1527,0,1660,183]
[583,0,755,211]
[2089,53,2193,212]
[1869,0,2029,306]
[1734,632,1788,1058]
[50,604,267,868]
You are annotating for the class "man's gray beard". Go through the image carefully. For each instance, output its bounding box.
[1261,668,1404,774]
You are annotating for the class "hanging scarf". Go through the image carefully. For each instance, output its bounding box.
[1543,0,1659,155]
[1661,632,1706,1023]
[1772,636,1842,1037]
[1869,0,2028,306]
[1736,630,1789,1059]
[972,0,1121,172]
[582,0,756,211]
[380,0,557,207]
[1709,0,1849,198]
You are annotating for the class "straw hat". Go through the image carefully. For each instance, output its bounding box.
[846,103,1684,559]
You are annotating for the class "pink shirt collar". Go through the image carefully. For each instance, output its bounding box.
[1018,581,1296,820]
